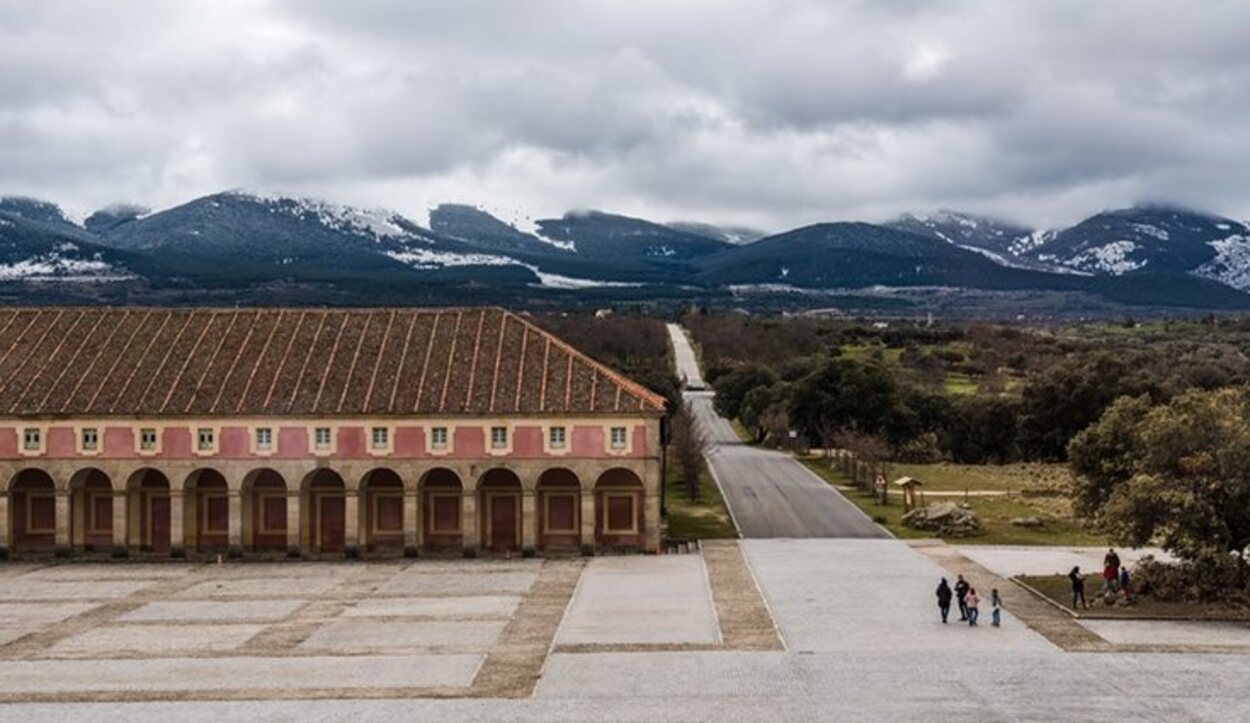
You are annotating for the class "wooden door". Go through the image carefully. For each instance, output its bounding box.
[319,495,346,551]
[489,494,518,552]
[148,494,171,552]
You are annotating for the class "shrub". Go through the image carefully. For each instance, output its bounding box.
[1133,554,1250,605]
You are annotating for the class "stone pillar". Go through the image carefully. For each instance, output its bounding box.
[580,489,596,555]
[169,491,185,558]
[111,492,128,557]
[521,490,537,555]
[461,491,478,557]
[344,492,360,557]
[55,489,71,556]
[644,490,661,553]
[285,492,301,557]
[227,490,243,557]
[71,489,85,549]
[403,490,419,557]
[0,493,8,558]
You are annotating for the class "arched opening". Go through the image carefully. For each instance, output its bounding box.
[69,468,114,551]
[302,469,346,552]
[478,468,522,553]
[537,468,581,551]
[420,468,462,551]
[361,468,404,551]
[9,469,57,551]
[594,468,644,549]
[126,468,171,553]
[185,469,229,551]
[243,468,288,552]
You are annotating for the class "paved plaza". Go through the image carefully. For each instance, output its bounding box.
[1,540,1249,721]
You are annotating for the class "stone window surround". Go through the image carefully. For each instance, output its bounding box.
[77,426,100,456]
[21,426,44,456]
[194,426,218,456]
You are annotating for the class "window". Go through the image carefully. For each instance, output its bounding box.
[371,427,389,450]
[197,428,214,451]
[256,427,273,451]
[140,428,158,451]
[431,426,448,449]
[610,426,627,450]
[314,427,332,450]
[81,428,99,451]
[490,426,508,449]
[549,426,566,449]
[22,428,40,451]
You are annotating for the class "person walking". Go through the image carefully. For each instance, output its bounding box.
[1119,565,1132,602]
[1068,566,1087,609]
[965,587,980,626]
[1103,548,1122,594]
[936,578,953,624]
[990,588,1002,627]
[954,574,971,622]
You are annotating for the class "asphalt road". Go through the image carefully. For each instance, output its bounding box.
[667,324,887,539]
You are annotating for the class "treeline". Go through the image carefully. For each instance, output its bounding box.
[693,313,1250,464]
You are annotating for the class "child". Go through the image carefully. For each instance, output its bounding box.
[991,588,1002,627]
[965,587,980,626]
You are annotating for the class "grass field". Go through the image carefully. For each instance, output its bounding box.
[885,462,1072,494]
[1018,573,1250,621]
[801,459,1105,546]
[664,458,737,540]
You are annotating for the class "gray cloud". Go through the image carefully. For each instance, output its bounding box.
[0,0,1248,231]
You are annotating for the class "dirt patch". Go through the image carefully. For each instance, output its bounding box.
[701,540,784,651]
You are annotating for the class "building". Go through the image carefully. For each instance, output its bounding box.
[0,307,666,558]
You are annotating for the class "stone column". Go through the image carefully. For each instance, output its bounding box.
[71,489,85,549]
[344,492,360,557]
[169,491,185,558]
[403,490,419,557]
[227,490,243,558]
[55,489,71,556]
[461,491,478,557]
[0,493,8,558]
[580,489,596,555]
[521,490,537,554]
[285,491,301,557]
[643,490,661,553]
[111,491,128,558]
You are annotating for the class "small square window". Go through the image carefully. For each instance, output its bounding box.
[431,426,448,449]
[490,426,508,449]
[140,428,158,451]
[371,427,389,450]
[549,426,566,449]
[197,428,214,451]
[256,427,273,450]
[314,427,332,450]
[610,426,627,450]
[81,428,99,451]
[23,428,41,451]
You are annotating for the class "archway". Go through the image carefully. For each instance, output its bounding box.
[69,468,114,551]
[594,468,644,549]
[420,468,462,551]
[185,469,229,551]
[243,468,288,552]
[361,468,404,551]
[9,469,56,551]
[303,469,346,552]
[478,468,521,553]
[537,468,581,550]
[126,468,171,552]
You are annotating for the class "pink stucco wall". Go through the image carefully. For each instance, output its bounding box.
[631,425,647,456]
[337,427,366,457]
[513,426,543,456]
[163,427,192,457]
[0,428,15,457]
[395,426,424,456]
[219,427,249,457]
[103,427,134,457]
[47,427,75,456]
[455,426,485,457]
[572,426,604,456]
[277,427,308,458]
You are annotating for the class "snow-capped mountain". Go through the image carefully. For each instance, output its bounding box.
[887,211,1060,271]
[0,199,135,281]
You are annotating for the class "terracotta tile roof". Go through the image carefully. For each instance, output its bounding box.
[0,307,666,418]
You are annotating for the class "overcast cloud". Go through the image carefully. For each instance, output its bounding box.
[1,0,1248,231]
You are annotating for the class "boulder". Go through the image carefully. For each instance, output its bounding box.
[901,502,983,537]
[1010,516,1044,528]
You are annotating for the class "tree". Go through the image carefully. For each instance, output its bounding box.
[741,381,790,443]
[788,357,898,445]
[1069,388,1250,560]
[669,401,708,502]
[942,395,1021,464]
[710,363,777,421]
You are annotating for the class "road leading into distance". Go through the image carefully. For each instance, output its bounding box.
[667,323,888,539]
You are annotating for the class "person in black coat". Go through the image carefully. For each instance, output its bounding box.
[936,578,953,623]
[1068,565,1088,609]
[954,575,971,621]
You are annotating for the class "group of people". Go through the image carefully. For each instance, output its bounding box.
[935,574,1001,627]
[1067,548,1131,609]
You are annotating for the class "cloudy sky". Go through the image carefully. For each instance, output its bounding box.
[2,0,1248,232]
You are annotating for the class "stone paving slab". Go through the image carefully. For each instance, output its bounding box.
[48,624,266,655]
[955,545,1172,579]
[343,596,520,619]
[0,654,483,695]
[0,603,100,626]
[556,556,719,646]
[300,620,506,653]
[175,577,340,599]
[119,600,306,623]
[0,581,154,602]
[377,571,536,596]
[744,539,1056,653]
[26,566,194,581]
[1079,619,1250,647]
[0,628,30,647]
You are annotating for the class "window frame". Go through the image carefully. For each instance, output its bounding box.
[610,426,628,450]
[21,427,43,454]
[490,425,508,450]
[603,492,639,534]
[542,491,579,534]
[254,427,274,454]
[138,427,159,454]
[80,427,99,453]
